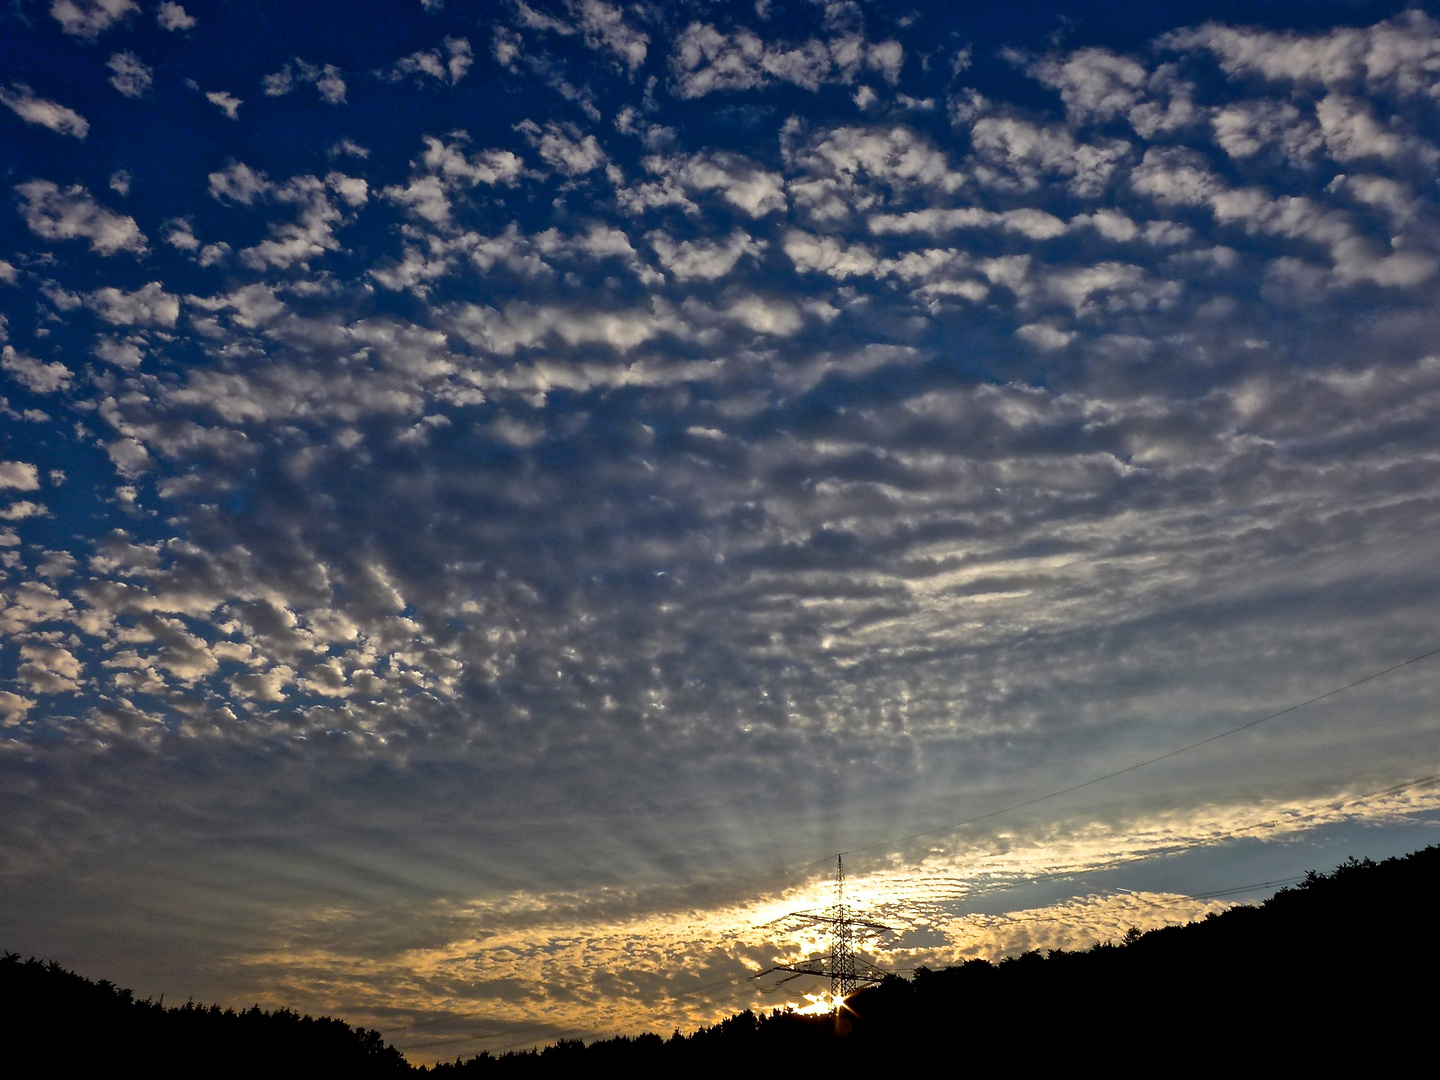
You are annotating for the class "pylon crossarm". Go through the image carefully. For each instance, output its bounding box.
[850,917,892,933]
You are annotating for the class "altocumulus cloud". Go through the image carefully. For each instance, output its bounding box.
[3,0,1440,1064]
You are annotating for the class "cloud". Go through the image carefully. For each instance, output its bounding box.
[382,135,523,224]
[1165,12,1440,101]
[1023,47,1196,138]
[8,5,1440,1061]
[671,22,903,97]
[517,119,606,175]
[206,91,242,119]
[0,462,40,490]
[94,336,145,369]
[969,116,1129,197]
[576,0,648,73]
[107,52,153,97]
[208,161,270,204]
[264,59,347,104]
[207,163,355,269]
[386,37,473,85]
[0,690,35,724]
[649,229,764,281]
[156,2,194,31]
[14,180,146,254]
[1,85,89,138]
[1211,100,1322,166]
[644,151,786,216]
[2,346,71,393]
[88,282,181,327]
[49,0,137,40]
[18,643,84,694]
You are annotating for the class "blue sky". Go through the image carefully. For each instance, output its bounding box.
[4,0,1440,1062]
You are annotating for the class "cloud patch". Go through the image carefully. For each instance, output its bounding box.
[1,85,89,138]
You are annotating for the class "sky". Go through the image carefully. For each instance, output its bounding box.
[4,0,1440,1063]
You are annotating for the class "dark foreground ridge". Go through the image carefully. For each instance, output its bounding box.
[8,845,1438,1073]
[2,954,411,1076]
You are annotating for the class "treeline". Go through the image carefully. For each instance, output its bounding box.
[2,952,410,1076]
[8,845,1438,1072]
[435,843,1440,1071]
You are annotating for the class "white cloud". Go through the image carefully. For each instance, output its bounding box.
[238,175,348,271]
[314,66,347,105]
[577,0,648,73]
[206,163,355,269]
[1166,12,1440,101]
[0,85,89,138]
[671,22,903,97]
[785,126,966,221]
[1028,47,1147,124]
[2,346,72,394]
[1129,146,1222,207]
[18,643,84,694]
[0,690,35,725]
[206,91,242,119]
[14,180,146,254]
[163,218,199,250]
[107,52,153,97]
[383,136,523,224]
[95,336,145,369]
[156,2,195,31]
[49,0,137,40]
[1132,148,1436,289]
[388,37,473,85]
[517,120,606,176]
[722,294,802,335]
[868,207,1067,240]
[1016,323,1075,350]
[262,58,346,102]
[649,229,764,281]
[969,116,1129,197]
[450,299,689,355]
[109,170,131,196]
[516,1,573,35]
[1315,94,1436,166]
[88,282,181,327]
[0,462,40,490]
[1331,174,1417,227]
[208,161,270,204]
[492,26,521,71]
[419,136,525,187]
[1025,47,1197,138]
[1040,261,1181,317]
[327,172,369,208]
[644,151,786,217]
[382,176,451,225]
[781,229,879,278]
[1211,100,1322,165]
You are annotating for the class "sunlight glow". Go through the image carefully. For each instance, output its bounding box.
[788,992,835,1016]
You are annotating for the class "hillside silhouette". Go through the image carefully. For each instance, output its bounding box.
[2,953,410,1076]
[8,845,1437,1073]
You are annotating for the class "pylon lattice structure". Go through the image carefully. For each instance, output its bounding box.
[753,855,892,1004]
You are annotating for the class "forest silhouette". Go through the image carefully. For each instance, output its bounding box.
[8,844,1437,1073]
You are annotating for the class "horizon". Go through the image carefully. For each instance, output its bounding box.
[4,0,1440,1065]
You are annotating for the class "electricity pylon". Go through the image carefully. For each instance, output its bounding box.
[753,855,892,1004]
